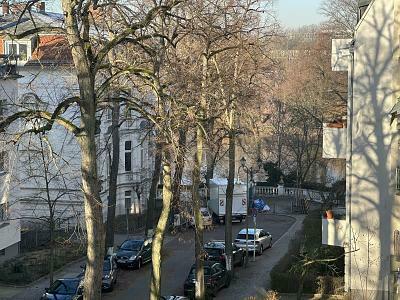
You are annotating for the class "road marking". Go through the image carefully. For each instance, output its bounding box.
[271,216,301,246]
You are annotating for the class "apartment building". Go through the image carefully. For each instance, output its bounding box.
[0,2,153,252]
[323,0,400,297]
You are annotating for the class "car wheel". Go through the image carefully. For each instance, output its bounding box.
[269,239,272,248]
[108,282,114,292]
[259,245,263,255]
[137,259,142,269]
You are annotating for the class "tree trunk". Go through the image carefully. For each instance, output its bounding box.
[205,119,215,205]
[193,125,205,300]
[49,217,55,286]
[225,128,235,278]
[150,147,172,300]
[63,1,105,298]
[146,140,162,236]
[105,102,120,252]
[171,128,187,215]
[297,272,306,300]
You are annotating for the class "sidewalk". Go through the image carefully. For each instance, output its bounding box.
[0,233,176,300]
[216,214,305,300]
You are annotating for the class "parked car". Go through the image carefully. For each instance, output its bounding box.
[184,261,230,299]
[190,207,213,227]
[234,228,272,255]
[40,278,83,300]
[204,240,245,267]
[161,297,189,300]
[101,255,118,291]
[79,255,119,292]
[115,238,152,269]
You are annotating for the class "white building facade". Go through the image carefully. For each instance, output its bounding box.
[323,0,400,298]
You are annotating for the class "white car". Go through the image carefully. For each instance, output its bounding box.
[190,208,213,227]
[234,228,272,255]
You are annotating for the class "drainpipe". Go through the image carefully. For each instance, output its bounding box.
[344,39,355,294]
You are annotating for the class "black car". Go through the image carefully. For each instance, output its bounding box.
[40,278,83,300]
[115,238,152,269]
[204,240,245,267]
[79,256,119,292]
[183,261,230,299]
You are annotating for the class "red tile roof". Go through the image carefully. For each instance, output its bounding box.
[27,35,72,66]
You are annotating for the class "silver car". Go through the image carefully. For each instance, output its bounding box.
[234,228,272,255]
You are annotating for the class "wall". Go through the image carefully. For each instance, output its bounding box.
[348,0,397,296]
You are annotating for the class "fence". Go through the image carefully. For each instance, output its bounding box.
[254,185,330,203]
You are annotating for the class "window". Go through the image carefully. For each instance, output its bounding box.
[5,41,29,61]
[124,190,132,212]
[0,249,5,256]
[124,141,132,171]
[0,99,6,118]
[140,147,144,169]
[0,203,5,221]
[19,44,27,60]
[0,151,7,172]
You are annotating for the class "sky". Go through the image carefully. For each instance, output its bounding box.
[274,0,326,28]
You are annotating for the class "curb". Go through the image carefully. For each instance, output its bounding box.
[271,214,304,246]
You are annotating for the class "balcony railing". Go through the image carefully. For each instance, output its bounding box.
[322,123,347,159]
[322,207,347,247]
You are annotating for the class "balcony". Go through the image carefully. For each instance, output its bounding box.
[331,39,352,72]
[0,219,21,250]
[322,123,347,159]
[322,207,347,247]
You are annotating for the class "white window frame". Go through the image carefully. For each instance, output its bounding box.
[4,40,31,61]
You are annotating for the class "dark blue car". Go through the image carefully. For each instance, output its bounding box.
[40,278,83,300]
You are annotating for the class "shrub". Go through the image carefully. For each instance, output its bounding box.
[270,212,344,294]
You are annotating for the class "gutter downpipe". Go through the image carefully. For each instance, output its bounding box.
[345,38,355,294]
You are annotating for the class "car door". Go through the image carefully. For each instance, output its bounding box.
[143,240,152,263]
[111,257,118,282]
[258,231,266,248]
[213,263,225,289]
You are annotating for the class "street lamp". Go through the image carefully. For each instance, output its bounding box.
[240,157,253,266]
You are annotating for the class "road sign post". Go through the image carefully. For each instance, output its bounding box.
[252,208,257,262]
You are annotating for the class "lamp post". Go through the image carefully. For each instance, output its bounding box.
[240,157,253,267]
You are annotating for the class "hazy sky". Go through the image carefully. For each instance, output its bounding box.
[274,0,326,28]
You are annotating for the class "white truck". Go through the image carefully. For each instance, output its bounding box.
[208,178,247,223]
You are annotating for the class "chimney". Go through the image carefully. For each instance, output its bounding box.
[2,1,9,15]
[37,1,45,12]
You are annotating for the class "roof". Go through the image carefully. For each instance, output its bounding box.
[238,228,263,234]
[0,11,63,36]
[0,11,72,66]
[26,35,72,66]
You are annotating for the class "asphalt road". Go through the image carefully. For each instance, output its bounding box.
[103,214,295,300]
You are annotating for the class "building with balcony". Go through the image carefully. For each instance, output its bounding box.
[0,3,154,241]
[324,0,400,297]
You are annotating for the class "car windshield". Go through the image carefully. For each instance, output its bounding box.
[49,280,79,295]
[237,234,255,240]
[103,260,111,271]
[205,248,223,256]
[120,240,143,251]
[190,266,211,277]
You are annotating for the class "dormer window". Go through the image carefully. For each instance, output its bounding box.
[4,41,30,61]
